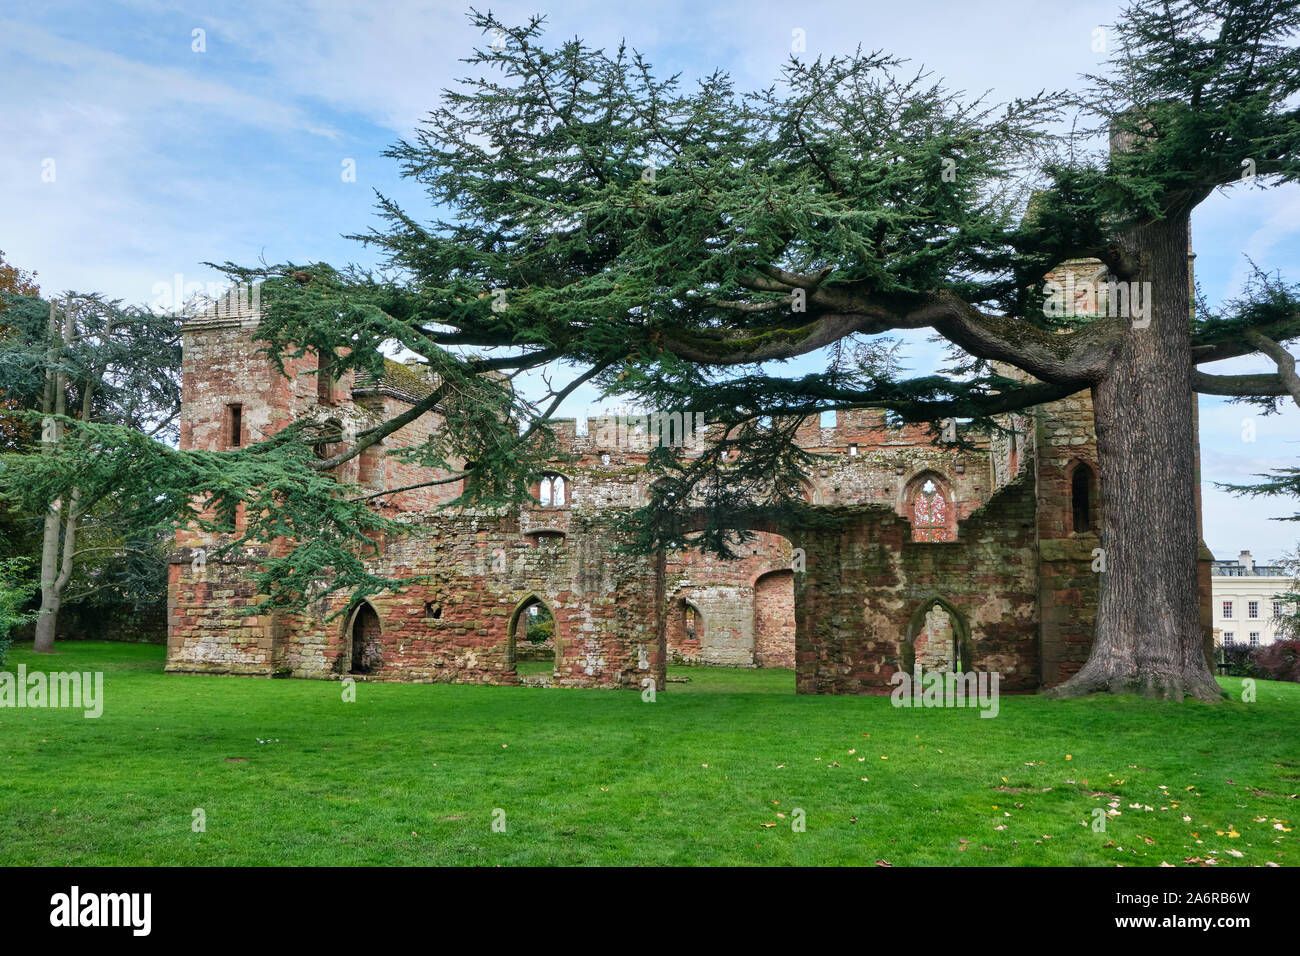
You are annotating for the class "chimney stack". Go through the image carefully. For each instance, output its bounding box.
[1239,550,1254,573]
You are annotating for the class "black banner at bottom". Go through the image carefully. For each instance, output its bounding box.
[0,864,1282,943]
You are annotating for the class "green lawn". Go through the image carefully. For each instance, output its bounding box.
[1,641,1296,866]
[514,660,554,676]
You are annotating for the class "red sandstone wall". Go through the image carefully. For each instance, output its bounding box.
[797,471,1043,695]
[167,307,1117,695]
[264,511,666,690]
[753,570,795,668]
[1032,388,1102,687]
[664,531,793,666]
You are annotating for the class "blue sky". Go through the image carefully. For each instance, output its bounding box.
[2,0,1298,562]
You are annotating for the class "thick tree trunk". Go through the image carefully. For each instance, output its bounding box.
[1048,215,1222,701]
[32,301,90,654]
[32,508,63,654]
[33,302,65,654]
[33,499,79,654]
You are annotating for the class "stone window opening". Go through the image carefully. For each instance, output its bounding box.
[424,601,442,619]
[906,474,955,542]
[537,473,567,507]
[684,602,700,639]
[531,531,565,550]
[1069,462,1098,533]
[227,404,242,449]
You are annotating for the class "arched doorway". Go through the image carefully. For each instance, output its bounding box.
[753,569,795,668]
[349,602,383,675]
[665,598,704,663]
[508,595,558,679]
[902,597,972,674]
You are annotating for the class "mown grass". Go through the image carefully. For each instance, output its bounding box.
[1,641,1296,866]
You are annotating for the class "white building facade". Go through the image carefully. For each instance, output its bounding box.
[1212,551,1295,648]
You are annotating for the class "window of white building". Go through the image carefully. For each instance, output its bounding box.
[1223,632,1234,645]
[1249,632,1260,647]
[1222,601,1233,618]
[1248,601,1259,619]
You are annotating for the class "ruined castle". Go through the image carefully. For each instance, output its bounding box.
[166,260,1215,694]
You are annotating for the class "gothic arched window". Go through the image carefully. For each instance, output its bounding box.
[538,473,567,507]
[911,478,953,542]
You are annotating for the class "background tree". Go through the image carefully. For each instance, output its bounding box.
[0,252,42,647]
[0,291,181,652]
[0,250,38,299]
[0,557,37,667]
[0,250,39,454]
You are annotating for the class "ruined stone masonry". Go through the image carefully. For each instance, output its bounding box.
[166,262,1215,693]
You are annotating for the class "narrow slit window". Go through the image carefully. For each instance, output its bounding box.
[1071,465,1094,533]
[229,404,242,448]
[317,353,333,405]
